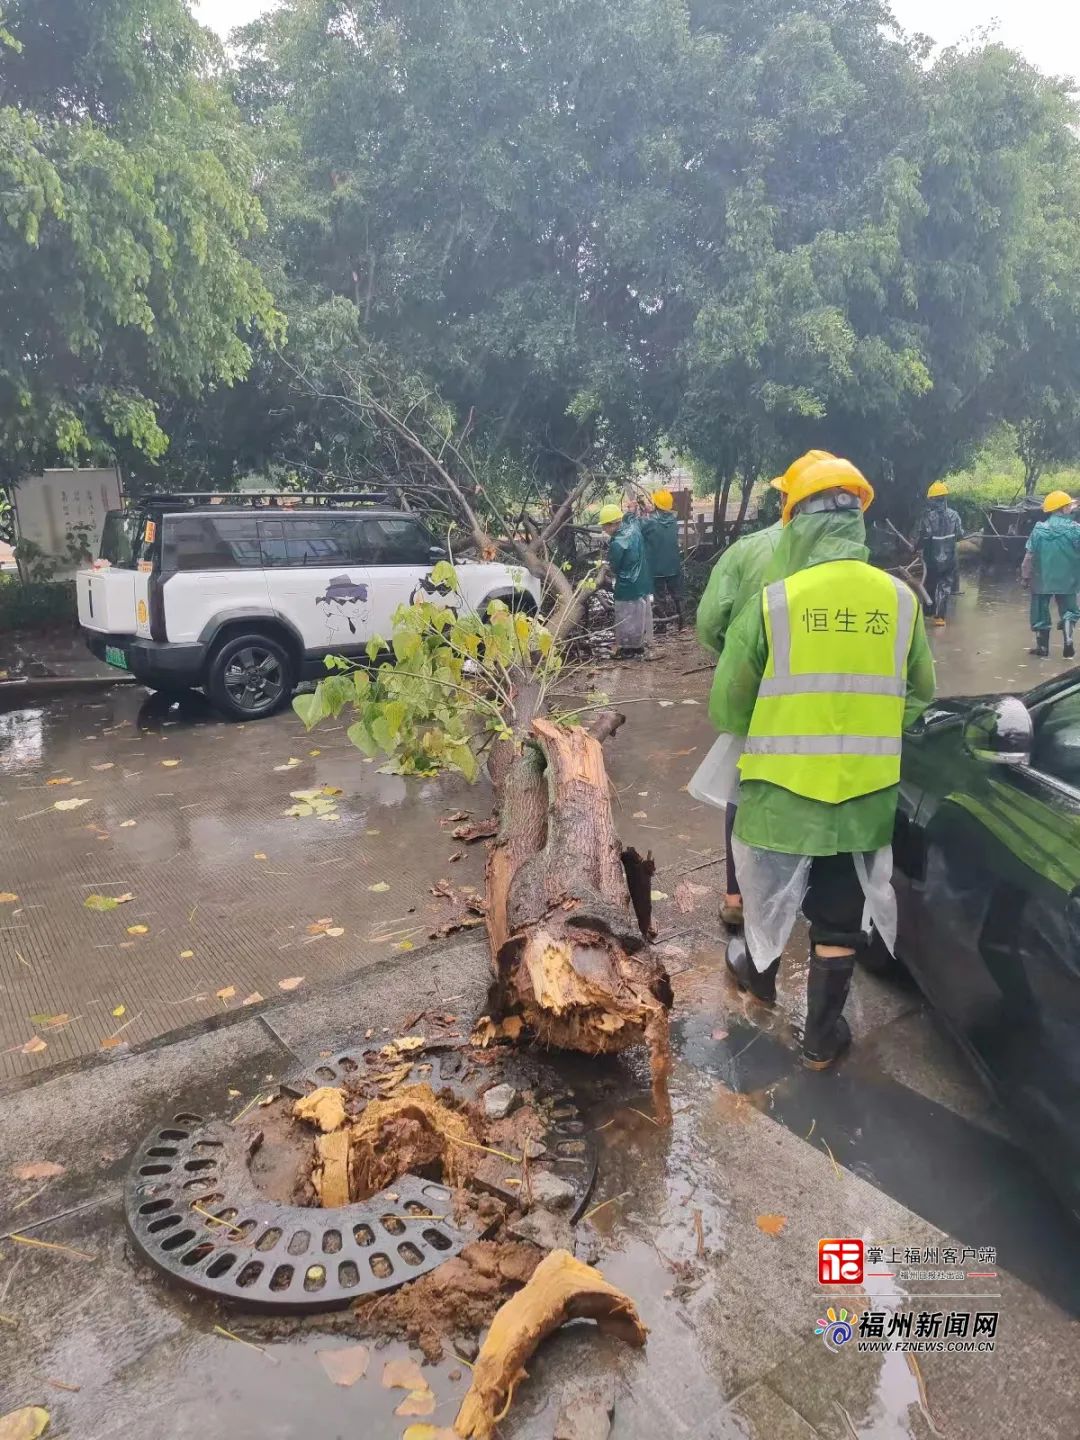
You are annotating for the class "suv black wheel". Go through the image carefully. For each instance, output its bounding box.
[207,634,293,720]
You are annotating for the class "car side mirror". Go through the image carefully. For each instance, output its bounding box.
[963,697,1033,766]
[429,545,448,561]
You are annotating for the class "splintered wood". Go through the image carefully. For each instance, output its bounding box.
[293,1086,346,1133]
[349,1084,476,1199]
[453,1248,647,1440]
[314,1130,351,1208]
[484,717,673,1122]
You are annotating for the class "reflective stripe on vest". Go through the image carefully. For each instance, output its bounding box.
[738,561,916,804]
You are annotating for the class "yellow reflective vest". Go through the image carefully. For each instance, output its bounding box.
[738,560,917,804]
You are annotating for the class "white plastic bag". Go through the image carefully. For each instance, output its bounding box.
[687,733,744,810]
[731,839,896,971]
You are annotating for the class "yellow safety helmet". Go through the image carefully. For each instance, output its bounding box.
[651,489,674,511]
[927,481,949,499]
[597,503,624,526]
[1043,490,1073,514]
[782,455,875,525]
[769,449,836,493]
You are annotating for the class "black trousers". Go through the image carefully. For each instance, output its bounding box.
[801,854,866,950]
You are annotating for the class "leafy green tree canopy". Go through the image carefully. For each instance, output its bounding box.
[0,0,280,485]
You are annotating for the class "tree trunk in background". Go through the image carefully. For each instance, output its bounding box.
[728,469,755,544]
[714,471,733,548]
[483,715,673,1123]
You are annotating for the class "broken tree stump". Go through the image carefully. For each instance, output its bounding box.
[484,713,672,1122]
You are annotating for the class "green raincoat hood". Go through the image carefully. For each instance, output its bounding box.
[763,510,869,583]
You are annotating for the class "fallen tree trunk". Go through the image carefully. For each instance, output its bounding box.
[483,712,673,1123]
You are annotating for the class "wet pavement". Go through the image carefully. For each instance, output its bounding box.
[2,561,1079,1436]
[1,937,1078,1440]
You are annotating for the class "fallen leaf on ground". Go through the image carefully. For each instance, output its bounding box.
[100,1037,123,1050]
[19,1037,47,1055]
[53,798,90,812]
[365,828,380,835]
[119,820,136,828]
[278,976,304,991]
[126,924,149,935]
[91,763,115,771]
[216,986,237,1004]
[179,950,194,959]
[111,1004,126,1018]
[274,758,302,771]
[445,810,471,823]
[242,992,264,1006]
[28,1013,68,1028]
[402,1428,457,1440]
[395,1390,436,1418]
[253,853,267,861]
[325,927,345,938]
[632,810,647,819]
[393,1036,425,1052]
[650,890,668,901]
[84,893,133,912]
[317,1343,370,1387]
[0,892,18,904]
[394,939,415,951]
[0,1407,50,1440]
[368,881,390,893]
[383,1358,428,1392]
[309,749,321,757]
[161,759,181,767]
[756,1214,787,1237]
[12,1161,65,1181]
[46,777,73,786]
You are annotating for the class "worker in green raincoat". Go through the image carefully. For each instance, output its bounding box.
[599,503,651,658]
[696,451,835,926]
[641,489,685,628]
[1021,491,1080,658]
[711,456,936,1068]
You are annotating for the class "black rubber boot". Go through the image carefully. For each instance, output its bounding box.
[1066,639,1076,660]
[1032,631,1050,658]
[801,953,855,1069]
[725,935,781,1008]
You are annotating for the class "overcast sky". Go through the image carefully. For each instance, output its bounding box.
[193,1,1079,85]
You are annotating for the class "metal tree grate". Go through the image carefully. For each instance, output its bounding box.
[126,1046,597,1311]
[125,1111,477,1312]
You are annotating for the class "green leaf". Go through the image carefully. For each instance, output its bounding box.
[382,699,408,739]
[429,560,459,590]
[84,894,121,912]
[346,721,379,756]
[393,629,421,662]
[366,637,385,663]
[292,690,326,730]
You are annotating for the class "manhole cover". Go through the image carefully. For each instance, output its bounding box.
[126,1044,597,1311]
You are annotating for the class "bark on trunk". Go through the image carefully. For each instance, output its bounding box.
[483,715,672,1123]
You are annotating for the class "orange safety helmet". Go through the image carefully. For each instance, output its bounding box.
[927,481,949,499]
[782,456,875,526]
[769,449,836,494]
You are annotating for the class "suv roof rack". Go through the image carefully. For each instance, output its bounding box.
[142,491,391,509]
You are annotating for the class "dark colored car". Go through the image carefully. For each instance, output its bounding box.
[868,672,1080,1218]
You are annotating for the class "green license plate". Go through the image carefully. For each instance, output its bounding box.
[104,645,127,669]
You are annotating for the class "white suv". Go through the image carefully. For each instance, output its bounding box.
[77,496,540,719]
